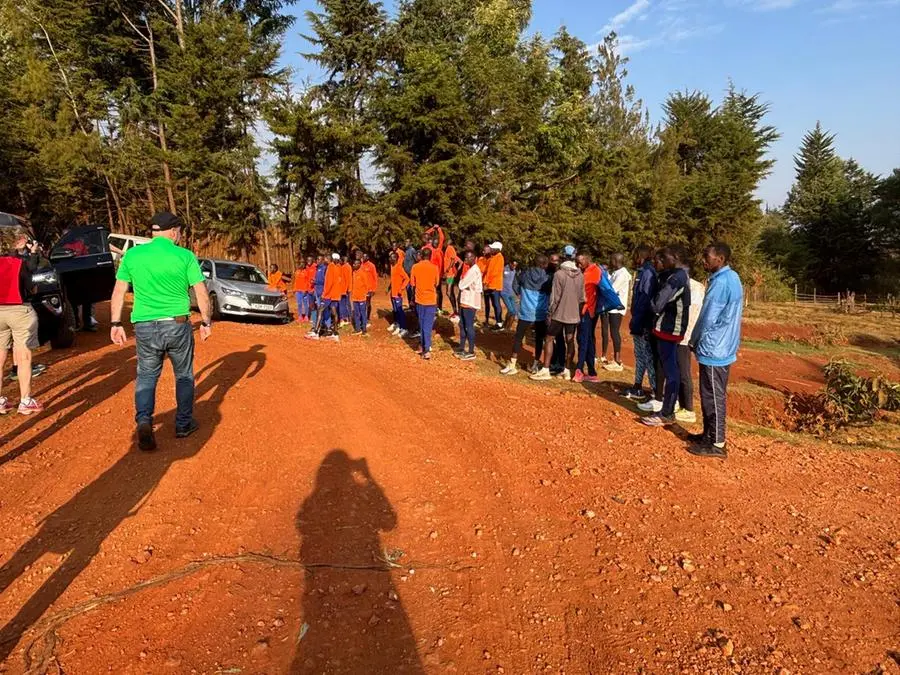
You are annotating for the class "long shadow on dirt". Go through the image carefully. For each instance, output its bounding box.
[0,345,266,665]
[291,450,423,674]
[0,349,139,468]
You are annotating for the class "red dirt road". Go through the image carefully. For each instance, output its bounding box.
[1,313,898,674]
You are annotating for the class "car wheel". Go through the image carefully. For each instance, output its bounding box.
[210,293,221,321]
[50,298,77,349]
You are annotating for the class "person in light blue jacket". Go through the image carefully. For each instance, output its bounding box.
[687,242,743,459]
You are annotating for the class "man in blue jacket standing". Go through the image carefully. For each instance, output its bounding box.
[622,245,658,400]
[688,242,743,458]
[501,255,550,375]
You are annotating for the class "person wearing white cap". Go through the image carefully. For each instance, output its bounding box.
[484,242,505,329]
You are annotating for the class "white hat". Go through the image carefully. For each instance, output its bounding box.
[331,253,340,260]
[489,242,503,251]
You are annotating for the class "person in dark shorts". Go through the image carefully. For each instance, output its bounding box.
[530,246,584,381]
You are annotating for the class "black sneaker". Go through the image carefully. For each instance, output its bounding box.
[461,352,476,361]
[137,423,157,451]
[175,419,200,439]
[688,443,727,459]
[686,433,707,444]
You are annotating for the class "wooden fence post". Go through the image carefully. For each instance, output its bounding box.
[813,288,816,304]
[794,284,798,303]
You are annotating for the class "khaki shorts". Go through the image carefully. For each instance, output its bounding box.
[0,305,39,351]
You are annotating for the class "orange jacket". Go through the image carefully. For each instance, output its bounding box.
[292,267,311,292]
[410,260,439,306]
[351,268,375,302]
[268,271,287,292]
[476,257,488,275]
[395,248,405,267]
[362,260,377,292]
[390,262,410,298]
[306,265,317,288]
[582,263,601,317]
[443,245,459,278]
[324,263,343,301]
[340,262,352,295]
[484,253,504,290]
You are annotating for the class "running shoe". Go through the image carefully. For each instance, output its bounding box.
[638,399,663,413]
[410,331,421,339]
[500,362,518,375]
[398,329,409,338]
[17,397,44,416]
[328,334,340,342]
[585,375,600,383]
[0,396,11,415]
[559,368,571,381]
[460,352,476,361]
[675,409,697,424]
[305,332,320,341]
[640,414,675,427]
[529,361,542,374]
[603,361,624,372]
[688,443,727,459]
[387,323,396,333]
[621,386,647,400]
[572,369,585,383]
[530,368,552,381]
[422,351,432,360]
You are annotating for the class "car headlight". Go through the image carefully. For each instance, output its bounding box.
[221,286,247,299]
[31,270,58,285]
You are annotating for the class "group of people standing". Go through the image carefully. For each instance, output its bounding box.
[284,230,743,459]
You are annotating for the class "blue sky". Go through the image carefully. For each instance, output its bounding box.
[277,0,900,207]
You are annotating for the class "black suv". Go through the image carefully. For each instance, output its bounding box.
[1,213,116,348]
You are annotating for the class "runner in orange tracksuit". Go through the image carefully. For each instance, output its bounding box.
[268,264,288,293]
[350,259,375,335]
[424,225,445,311]
[292,259,312,322]
[443,238,461,318]
[339,256,353,324]
[308,254,343,340]
[484,243,505,329]
[388,251,410,336]
[361,253,378,321]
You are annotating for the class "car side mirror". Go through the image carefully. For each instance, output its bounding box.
[50,248,76,260]
[203,270,211,279]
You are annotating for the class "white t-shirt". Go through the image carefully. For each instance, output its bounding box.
[609,267,632,315]
[682,278,706,345]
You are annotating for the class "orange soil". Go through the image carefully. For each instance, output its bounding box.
[0,300,898,674]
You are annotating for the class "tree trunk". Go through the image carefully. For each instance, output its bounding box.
[143,18,177,213]
[104,190,115,229]
[146,183,156,216]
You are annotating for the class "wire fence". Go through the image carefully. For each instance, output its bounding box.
[792,286,899,316]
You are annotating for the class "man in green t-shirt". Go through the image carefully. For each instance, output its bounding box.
[110,212,212,451]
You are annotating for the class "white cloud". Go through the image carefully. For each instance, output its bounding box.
[600,0,652,35]
[598,1,723,53]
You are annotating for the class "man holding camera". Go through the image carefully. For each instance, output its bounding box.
[0,229,45,415]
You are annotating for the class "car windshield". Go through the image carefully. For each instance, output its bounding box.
[215,262,267,285]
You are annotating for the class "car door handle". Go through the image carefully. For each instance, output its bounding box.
[98,261,113,266]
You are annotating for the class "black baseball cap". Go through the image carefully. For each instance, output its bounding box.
[151,211,182,231]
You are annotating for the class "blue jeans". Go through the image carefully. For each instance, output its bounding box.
[295,292,310,318]
[459,307,476,353]
[353,301,368,333]
[339,294,350,321]
[632,333,657,392]
[391,296,407,330]
[134,321,195,429]
[417,304,436,352]
[657,338,680,416]
[576,313,599,375]
[501,293,517,319]
[319,299,339,329]
[406,284,415,306]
